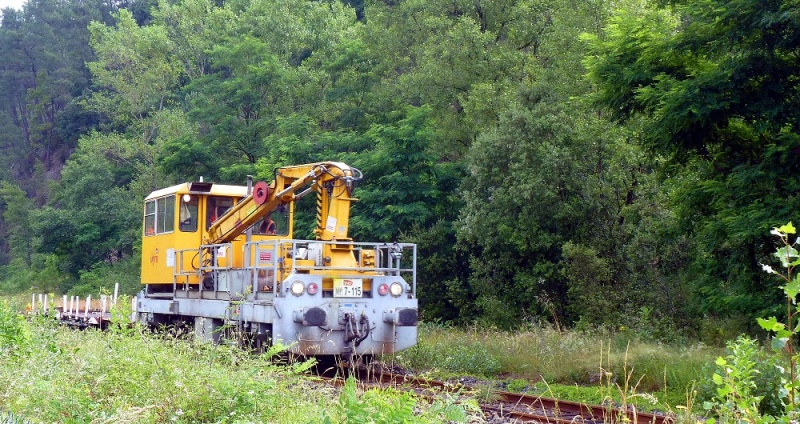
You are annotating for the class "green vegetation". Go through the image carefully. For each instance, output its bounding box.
[2,0,800,420]
[0,0,797,339]
[1,298,712,421]
[0,301,476,423]
[393,322,712,411]
[695,223,800,422]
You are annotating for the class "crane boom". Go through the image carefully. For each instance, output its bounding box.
[205,162,361,244]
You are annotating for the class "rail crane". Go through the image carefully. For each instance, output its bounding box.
[134,162,418,357]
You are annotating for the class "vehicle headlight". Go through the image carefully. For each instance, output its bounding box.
[290,281,305,296]
[389,282,403,297]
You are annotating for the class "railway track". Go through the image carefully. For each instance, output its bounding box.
[321,367,675,423]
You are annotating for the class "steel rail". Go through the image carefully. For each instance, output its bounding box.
[319,369,675,424]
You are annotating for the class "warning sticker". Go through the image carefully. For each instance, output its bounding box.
[326,216,337,232]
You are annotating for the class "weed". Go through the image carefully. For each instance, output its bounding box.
[701,336,766,423]
[0,299,29,357]
[0,310,473,423]
[597,340,660,423]
[699,222,800,423]
[506,378,529,392]
[322,376,418,423]
[474,382,502,404]
[400,332,501,376]
[427,393,477,422]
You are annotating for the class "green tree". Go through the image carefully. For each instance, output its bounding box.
[35,133,142,286]
[0,0,112,200]
[458,85,644,327]
[583,0,800,323]
[88,9,180,124]
[361,0,609,160]
[164,37,296,181]
[349,107,444,241]
[151,0,235,81]
[0,182,32,267]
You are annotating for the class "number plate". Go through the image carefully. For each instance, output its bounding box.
[333,278,363,298]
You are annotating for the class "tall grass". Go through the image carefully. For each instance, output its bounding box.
[0,303,477,423]
[0,322,329,422]
[393,323,716,409]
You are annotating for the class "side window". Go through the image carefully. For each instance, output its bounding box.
[144,200,156,236]
[159,195,175,233]
[179,195,199,232]
[144,195,176,236]
[207,196,234,229]
[253,205,289,236]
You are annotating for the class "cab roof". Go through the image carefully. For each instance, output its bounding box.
[144,182,251,201]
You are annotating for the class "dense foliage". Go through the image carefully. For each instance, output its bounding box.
[0,0,797,338]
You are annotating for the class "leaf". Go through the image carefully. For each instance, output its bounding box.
[712,373,723,385]
[787,277,800,299]
[780,222,796,235]
[772,337,789,351]
[715,356,728,366]
[758,317,784,332]
[775,246,799,268]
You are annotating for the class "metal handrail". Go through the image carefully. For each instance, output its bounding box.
[171,239,417,296]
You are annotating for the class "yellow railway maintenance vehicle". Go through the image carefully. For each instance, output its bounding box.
[134,162,418,357]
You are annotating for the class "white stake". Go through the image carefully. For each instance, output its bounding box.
[38,294,43,312]
[44,294,48,313]
[113,283,119,307]
[85,296,91,318]
[31,294,35,314]
[101,295,107,316]
[62,295,67,313]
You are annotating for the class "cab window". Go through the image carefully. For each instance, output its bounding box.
[252,204,289,236]
[179,195,199,232]
[144,195,175,236]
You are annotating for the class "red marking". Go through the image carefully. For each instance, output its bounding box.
[259,252,272,262]
[150,248,159,265]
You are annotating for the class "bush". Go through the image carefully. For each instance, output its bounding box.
[700,223,800,422]
[0,299,29,356]
[696,337,783,417]
[323,377,417,423]
[69,256,141,297]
